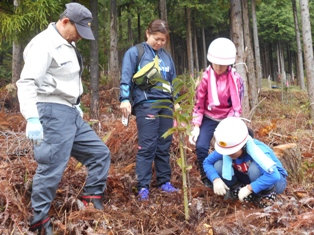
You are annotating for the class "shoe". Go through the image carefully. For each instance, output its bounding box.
[138,188,149,201]
[160,182,179,193]
[30,217,53,235]
[82,194,104,210]
[258,192,276,208]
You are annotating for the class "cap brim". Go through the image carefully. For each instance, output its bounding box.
[207,54,235,65]
[75,23,95,40]
[214,135,249,155]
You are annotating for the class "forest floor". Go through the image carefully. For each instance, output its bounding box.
[1,80,314,235]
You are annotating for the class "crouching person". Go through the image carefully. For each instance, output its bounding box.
[203,117,288,208]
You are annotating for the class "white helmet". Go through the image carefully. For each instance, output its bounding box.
[214,117,249,155]
[207,37,236,65]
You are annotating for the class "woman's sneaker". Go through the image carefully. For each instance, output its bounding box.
[160,182,179,193]
[138,188,149,201]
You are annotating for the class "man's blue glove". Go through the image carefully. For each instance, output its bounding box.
[26,117,43,145]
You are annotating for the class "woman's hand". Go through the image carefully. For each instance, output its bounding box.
[120,101,131,118]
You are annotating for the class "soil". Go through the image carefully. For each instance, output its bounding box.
[0,85,314,235]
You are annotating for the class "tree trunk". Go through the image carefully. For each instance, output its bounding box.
[10,41,22,109]
[159,0,170,52]
[186,7,194,77]
[109,0,119,99]
[137,12,141,43]
[300,0,314,119]
[193,27,199,74]
[273,143,303,183]
[230,0,250,117]
[90,0,100,120]
[251,0,263,90]
[242,0,258,109]
[292,0,305,90]
[202,28,207,70]
[159,0,167,21]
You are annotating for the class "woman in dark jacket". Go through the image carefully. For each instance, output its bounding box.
[119,19,178,201]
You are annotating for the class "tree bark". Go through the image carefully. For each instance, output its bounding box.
[300,0,314,119]
[251,0,263,90]
[193,26,199,74]
[109,0,119,98]
[242,0,258,109]
[159,0,167,22]
[201,28,207,70]
[186,7,194,77]
[90,0,100,120]
[159,0,170,52]
[292,0,305,90]
[9,41,22,109]
[230,0,250,117]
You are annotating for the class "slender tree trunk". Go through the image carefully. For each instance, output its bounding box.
[193,27,199,73]
[90,0,100,119]
[186,7,194,76]
[159,0,170,52]
[279,42,287,102]
[159,0,167,21]
[11,0,22,108]
[137,12,141,43]
[202,28,207,70]
[292,0,305,90]
[127,14,133,44]
[300,0,314,119]
[109,0,119,90]
[12,41,23,85]
[11,41,22,109]
[251,0,263,90]
[242,0,258,108]
[230,0,250,117]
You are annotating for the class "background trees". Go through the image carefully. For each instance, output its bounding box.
[0,0,314,118]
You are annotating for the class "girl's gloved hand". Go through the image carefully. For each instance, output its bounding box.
[238,185,252,202]
[189,126,200,145]
[213,178,229,196]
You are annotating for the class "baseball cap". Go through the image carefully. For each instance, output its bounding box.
[64,3,95,40]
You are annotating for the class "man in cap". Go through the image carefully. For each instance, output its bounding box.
[16,3,110,234]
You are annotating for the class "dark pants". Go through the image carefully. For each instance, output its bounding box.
[134,101,173,190]
[196,116,219,163]
[32,103,111,224]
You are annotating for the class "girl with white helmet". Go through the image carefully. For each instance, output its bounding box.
[203,117,288,207]
[189,37,245,187]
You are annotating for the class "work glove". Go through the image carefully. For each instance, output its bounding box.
[189,126,200,145]
[26,117,43,145]
[76,104,83,118]
[238,185,252,202]
[213,178,229,196]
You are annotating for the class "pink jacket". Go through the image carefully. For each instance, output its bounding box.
[192,66,244,126]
